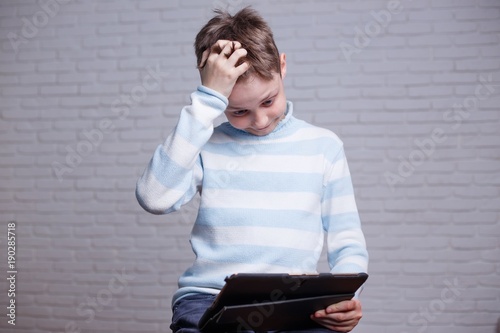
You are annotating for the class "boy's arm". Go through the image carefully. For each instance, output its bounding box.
[322,145,368,273]
[135,87,227,214]
[136,39,249,214]
[312,144,367,331]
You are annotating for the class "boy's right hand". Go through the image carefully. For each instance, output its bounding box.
[198,40,249,98]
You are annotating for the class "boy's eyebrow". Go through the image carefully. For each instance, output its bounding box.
[227,88,279,110]
[261,88,279,102]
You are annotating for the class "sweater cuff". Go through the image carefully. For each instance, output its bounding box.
[197,85,229,108]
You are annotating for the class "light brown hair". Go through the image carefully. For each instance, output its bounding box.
[194,7,281,81]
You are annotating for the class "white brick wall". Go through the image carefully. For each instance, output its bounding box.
[1,0,499,332]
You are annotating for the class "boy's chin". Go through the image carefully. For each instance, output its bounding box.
[229,122,278,136]
[244,125,276,136]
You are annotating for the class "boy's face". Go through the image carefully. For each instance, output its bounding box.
[225,54,287,136]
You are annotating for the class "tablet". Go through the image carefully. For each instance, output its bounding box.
[198,272,368,332]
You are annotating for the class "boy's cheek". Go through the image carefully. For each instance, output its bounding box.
[226,117,245,130]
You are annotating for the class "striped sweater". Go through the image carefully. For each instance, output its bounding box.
[136,86,368,305]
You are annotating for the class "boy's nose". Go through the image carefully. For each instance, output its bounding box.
[252,110,269,129]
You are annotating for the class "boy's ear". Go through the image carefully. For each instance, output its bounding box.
[280,53,287,79]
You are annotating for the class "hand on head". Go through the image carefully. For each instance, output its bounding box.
[198,40,250,98]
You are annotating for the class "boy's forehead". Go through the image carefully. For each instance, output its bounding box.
[228,74,281,108]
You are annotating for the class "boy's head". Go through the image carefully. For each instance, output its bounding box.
[195,7,288,136]
[194,6,281,81]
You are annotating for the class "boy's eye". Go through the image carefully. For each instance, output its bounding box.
[233,110,248,116]
[262,99,273,106]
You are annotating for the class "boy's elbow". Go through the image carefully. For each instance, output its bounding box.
[135,184,166,215]
[137,199,165,215]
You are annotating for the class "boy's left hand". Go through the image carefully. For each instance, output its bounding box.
[310,299,362,332]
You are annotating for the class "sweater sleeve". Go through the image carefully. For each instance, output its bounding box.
[135,86,228,215]
[322,144,369,273]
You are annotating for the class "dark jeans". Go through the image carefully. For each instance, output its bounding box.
[170,294,337,333]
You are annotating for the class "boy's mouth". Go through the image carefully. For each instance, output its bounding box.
[254,123,272,131]
[252,112,286,133]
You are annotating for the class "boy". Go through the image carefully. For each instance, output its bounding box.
[136,7,368,333]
